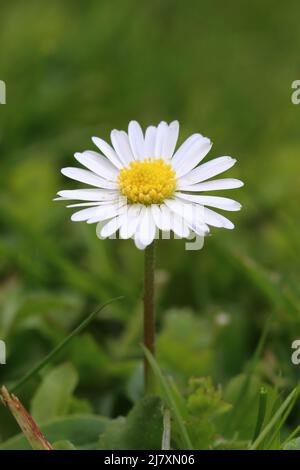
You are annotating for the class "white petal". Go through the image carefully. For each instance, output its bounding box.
[167,200,209,237]
[87,202,127,224]
[72,203,124,222]
[189,223,209,237]
[128,121,145,160]
[151,204,172,231]
[163,120,179,158]
[169,213,190,238]
[172,134,202,167]
[67,199,119,208]
[71,206,103,222]
[92,136,123,169]
[136,207,156,246]
[96,220,109,239]
[144,126,157,157]
[151,205,164,231]
[177,178,244,191]
[119,205,142,239]
[74,151,118,181]
[179,156,237,185]
[66,201,107,208]
[154,121,168,158]
[172,135,212,177]
[111,130,134,167]
[151,121,179,160]
[61,167,118,189]
[57,189,118,201]
[134,234,148,250]
[176,193,242,211]
[100,216,123,238]
[203,207,234,229]
[164,198,208,233]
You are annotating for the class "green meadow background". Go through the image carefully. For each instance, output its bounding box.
[0,0,300,449]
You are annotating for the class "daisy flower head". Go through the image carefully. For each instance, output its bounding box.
[55,121,243,250]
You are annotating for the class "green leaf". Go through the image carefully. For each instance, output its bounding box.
[213,439,249,450]
[187,377,230,417]
[52,440,76,450]
[68,396,92,415]
[0,414,110,450]
[283,438,300,450]
[186,377,231,450]
[68,334,110,386]
[30,363,78,423]
[98,396,163,450]
[157,309,213,378]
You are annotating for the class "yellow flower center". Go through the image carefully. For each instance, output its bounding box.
[118,158,176,205]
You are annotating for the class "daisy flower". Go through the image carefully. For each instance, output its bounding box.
[55,121,243,249]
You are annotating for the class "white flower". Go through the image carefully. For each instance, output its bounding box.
[55,121,243,250]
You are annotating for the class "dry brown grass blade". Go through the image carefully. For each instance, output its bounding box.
[0,386,53,450]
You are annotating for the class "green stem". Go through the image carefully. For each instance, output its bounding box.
[143,241,156,394]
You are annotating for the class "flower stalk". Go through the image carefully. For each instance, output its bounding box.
[143,241,156,394]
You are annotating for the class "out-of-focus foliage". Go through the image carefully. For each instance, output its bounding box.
[0,0,300,449]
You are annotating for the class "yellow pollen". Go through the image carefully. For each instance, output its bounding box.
[118,158,176,205]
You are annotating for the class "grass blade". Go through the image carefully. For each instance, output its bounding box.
[264,388,299,449]
[250,386,299,450]
[252,387,268,443]
[282,423,300,448]
[142,346,193,450]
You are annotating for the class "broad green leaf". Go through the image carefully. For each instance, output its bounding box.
[68,334,110,386]
[52,440,76,450]
[187,377,230,417]
[0,415,110,450]
[157,309,213,379]
[68,396,92,415]
[186,377,231,450]
[213,439,249,450]
[30,363,78,423]
[98,396,163,450]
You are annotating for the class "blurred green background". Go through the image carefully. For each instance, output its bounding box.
[0,0,300,449]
